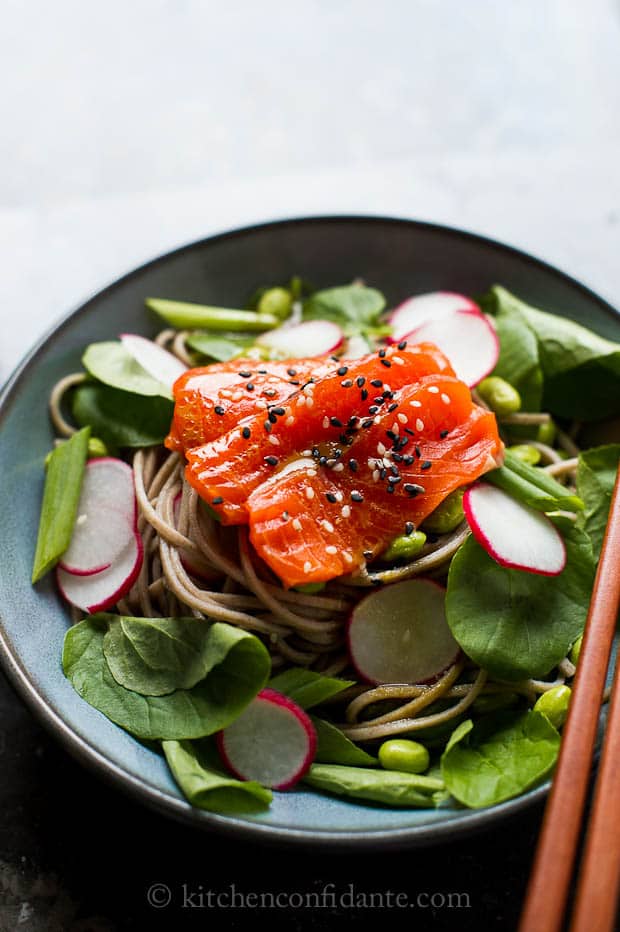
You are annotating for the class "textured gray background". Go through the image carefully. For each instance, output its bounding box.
[1,0,619,384]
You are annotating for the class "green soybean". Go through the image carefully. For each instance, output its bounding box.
[257,287,293,320]
[537,419,557,445]
[477,376,522,416]
[507,444,542,466]
[534,685,571,729]
[421,489,465,534]
[569,635,583,666]
[145,298,280,332]
[87,437,109,458]
[378,739,430,774]
[381,530,426,562]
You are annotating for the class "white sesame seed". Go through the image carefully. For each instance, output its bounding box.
[397,413,408,424]
[343,551,354,564]
[297,396,306,407]
[303,560,312,573]
[374,415,381,425]
[306,397,314,408]
[268,377,280,384]
[333,463,344,472]
[307,469,317,477]
[293,518,303,531]
[384,384,392,392]
[220,389,232,399]
[256,399,268,409]
[410,400,422,408]
[304,382,314,393]
[392,422,400,435]
[441,393,451,405]
[232,390,244,401]
[377,442,387,456]
[302,449,312,456]
[321,520,335,533]
[322,416,330,429]
[306,487,315,500]
[341,505,351,518]
[326,545,338,555]
[416,418,425,431]
[286,415,295,426]
[373,469,380,481]
[392,355,405,366]
[428,386,440,394]
[335,491,344,502]
[269,435,280,446]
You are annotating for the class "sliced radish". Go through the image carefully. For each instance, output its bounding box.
[403,309,499,387]
[389,291,480,343]
[257,320,344,358]
[217,688,317,790]
[59,458,137,575]
[120,333,187,392]
[172,493,221,581]
[347,579,460,685]
[463,483,566,576]
[57,532,143,613]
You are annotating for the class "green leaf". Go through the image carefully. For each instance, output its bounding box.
[31,426,90,582]
[62,616,270,740]
[445,520,595,680]
[103,615,252,696]
[303,763,443,808]
[441,711,560,808]
[163,738,272,813]
[576,444,620,556]
[303,285,386,336]
[83,342,171,399]
[311,717,378,766]
[481,286,620,420]
[72,382,174,448]
[485,450,583,513]
[268,667,355,709]
[146,298,279,332]
[185,332,256,362]
[480,288,543,411]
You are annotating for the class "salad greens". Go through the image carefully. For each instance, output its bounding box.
[72,382,173,447]
[302,284,387,338]
[311,717,378,767]
[576,444,620,556]
[268,667,355,709]
[303,763,444,808]
[83,342,172,399]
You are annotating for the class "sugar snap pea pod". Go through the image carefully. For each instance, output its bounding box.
[485,450,583,512]
[145,298,280,332]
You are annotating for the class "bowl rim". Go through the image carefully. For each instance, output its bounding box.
[0,214,617,850]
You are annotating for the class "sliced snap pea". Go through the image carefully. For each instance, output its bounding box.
[145,298,280,332]
[257,287,293,320]
[477,376,522,416]
[569,635,583,666]
[378,739,430,774]
[381,530,426,562]
[534,685,571,729]
[421,489,465,534]
[507,444,542,466]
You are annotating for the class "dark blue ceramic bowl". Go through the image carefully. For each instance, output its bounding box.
[0,217,617,848]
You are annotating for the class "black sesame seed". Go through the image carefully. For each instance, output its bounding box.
[272,406,286,416]
[378,348,386,358]
[361,389,369,401]
[287,368,297,377]
[373,396,384,405]
[267,411,278,424]
[363,550,373,560]
[330,355,340,362]
[347,416,358,428]
[379,468,387,480]
[386,429,397,442]
[263,388,277,398]
[390,464,400,476]
[440,429,449,439]
[398,340,408,350]
[351,491,364,502]
[369,406,379,415]
[386,484,395,493]
[288,379,300,386]
[382,390,394,399]
[381,358,392,368]
[398,437,409,450]
[264,420,272,433]
[246,383,255,392]
[312,446,320,458]
[356,376,366,388]
[421,460,432,470]
[242,427,251,439]
[362,419,374,429]
[264,455,279,466]
[388,402,398,413]
[214,405,225,415]
[326,492,338,503]
[257,369,268,374]
[212,496,224,505]
[319,456,328,466]
[403,454,414,465]
[415,445,422,458]
[341,379,353,388]
[330,417,343,428]
[339,434,349,445]
[337,366,348,376]
[349,459,358,472]
[370,379,383,388]
[404,483,425,497]
[405,521,414,536]
[392,452,403,462]
[334,448,343,458]
[388,475,402,485]
[238,370,252,378]
[404,427,414,436]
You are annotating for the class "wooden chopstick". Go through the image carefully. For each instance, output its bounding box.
[519,470,620,932]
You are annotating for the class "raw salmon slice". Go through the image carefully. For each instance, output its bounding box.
[247,374,502,587]
[184,344,456,523]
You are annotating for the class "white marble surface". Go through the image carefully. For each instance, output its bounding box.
[1,0,619,384]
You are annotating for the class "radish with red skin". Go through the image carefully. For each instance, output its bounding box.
[463,483,566,576]
[217,688,317,790]
[401,309,499,388]
[256,320,344,358]
[57,531,144,613]
[120,333,187,392]
[347,579,461,685]
[388,292,481,343]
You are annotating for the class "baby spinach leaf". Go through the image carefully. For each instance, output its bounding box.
[485,450,583,513]
[576,444,620,556]
[311,717,378,766]
[446,520,595,680]
[31,426,90,583]
[63,616,270,740]
[103,615,254,697]
[163,738,272,813]
[72,382,174,448]
[268,667,355,709]
[185,332,256,362]
[303,764,443,808]
[83,342,172,399]
[486,294,543,411]
[441,711,560,808]
[303,284,387,336]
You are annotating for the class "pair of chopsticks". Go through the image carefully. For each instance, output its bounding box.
[519,470,620,932]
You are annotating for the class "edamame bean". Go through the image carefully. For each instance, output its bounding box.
[477,376,522,416]
[506,444,541,466]
[87,437,109,458]
[257,287,293,320]
[378,739,430,774]
[421,489,465,534]
[534,685,571,729]
[537,419,556,445]
[569,635,583,666]
[294,582,326,594]
[381,530,427,562]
